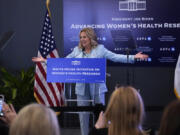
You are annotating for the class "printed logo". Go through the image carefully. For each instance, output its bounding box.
[119,0,146,11]
[71,60,81,65]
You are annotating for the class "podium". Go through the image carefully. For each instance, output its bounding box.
[47,58,106,128]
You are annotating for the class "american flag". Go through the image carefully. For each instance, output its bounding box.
[34,11,64,106]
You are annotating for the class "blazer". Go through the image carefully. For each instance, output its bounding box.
[66,44,135,96]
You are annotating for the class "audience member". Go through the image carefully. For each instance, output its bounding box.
[158,100,180,135]
[89,86,146,135]
[0,103,17,135]
[1,103,60,135]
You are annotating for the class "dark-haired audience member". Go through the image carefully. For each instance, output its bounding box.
[158,100,180,135]
[89,86,146,135]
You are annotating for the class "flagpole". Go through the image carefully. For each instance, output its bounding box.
[34,1,65,107]
[46,0,51,17]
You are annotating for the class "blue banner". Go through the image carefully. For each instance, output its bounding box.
[47,58,106,83]
[63,0,180,67]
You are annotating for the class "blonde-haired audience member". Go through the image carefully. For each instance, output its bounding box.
[158,100,180,135]
[89,86,146,135]
[8,103,60,135]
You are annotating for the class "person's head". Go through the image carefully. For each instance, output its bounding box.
[9,103,60,135]
[158,100,180,135]
[104,86,145,135]
[78,27,98,49]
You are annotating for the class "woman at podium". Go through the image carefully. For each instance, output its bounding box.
[32,27,148,135]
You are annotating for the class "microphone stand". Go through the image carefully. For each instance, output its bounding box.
[126,48,130,85]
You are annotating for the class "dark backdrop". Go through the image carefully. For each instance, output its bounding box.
[0,0,176,130]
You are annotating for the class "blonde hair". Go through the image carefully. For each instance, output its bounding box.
[104,86,145,135]
[78,27,98,49]
[9,103,60,135]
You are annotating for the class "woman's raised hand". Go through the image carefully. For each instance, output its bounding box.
[134,52,149,60]
[32,56,46,63]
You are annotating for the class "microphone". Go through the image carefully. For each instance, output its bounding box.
[82,47,85,52]
[82,47,86,57]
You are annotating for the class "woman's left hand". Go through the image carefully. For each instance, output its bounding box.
[134,52,149,60]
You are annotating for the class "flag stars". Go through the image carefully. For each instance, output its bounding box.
[38,12,57,58]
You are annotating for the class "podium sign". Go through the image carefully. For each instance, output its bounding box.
[47,58,106,83]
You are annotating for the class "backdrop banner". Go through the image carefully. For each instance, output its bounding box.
[63,0,180,67]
